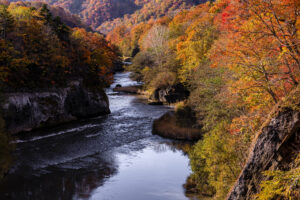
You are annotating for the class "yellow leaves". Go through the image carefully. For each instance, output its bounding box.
[209,4,220,14]
[282,46,288,54]
[190,119,248,199]
[277,46,289,59]
[8,5,33,21]
[174,21,217,83]
[256,155,300,200]
[71,28,86,40]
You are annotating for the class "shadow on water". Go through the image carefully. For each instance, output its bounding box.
[0,73,196,200]
[0,152,118,200]
[0,140,193,200]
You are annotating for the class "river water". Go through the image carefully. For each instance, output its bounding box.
[0,73,194,200]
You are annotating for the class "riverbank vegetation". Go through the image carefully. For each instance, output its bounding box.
[108,0,299,198]
[0,2,119,91]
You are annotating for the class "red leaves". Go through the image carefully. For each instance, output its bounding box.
[221,12,230,24]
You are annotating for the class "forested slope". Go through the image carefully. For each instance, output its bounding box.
[0,2,118,91]
[19,0,209,32]
[108,0,300,199]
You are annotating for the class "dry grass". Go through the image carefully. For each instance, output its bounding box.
[152,112,202,141]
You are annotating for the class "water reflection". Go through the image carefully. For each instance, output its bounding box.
[89,141,192,200]
[158,141,194,155]
[0,140,193,200]
[0,152,118,200]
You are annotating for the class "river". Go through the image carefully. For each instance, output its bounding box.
[0,72,194,200]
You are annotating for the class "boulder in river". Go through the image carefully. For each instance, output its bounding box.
[148,102,163,106]
[150,83,190,104]
[113,86,141,94]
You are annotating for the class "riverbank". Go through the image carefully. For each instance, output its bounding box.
[112,83,189,106]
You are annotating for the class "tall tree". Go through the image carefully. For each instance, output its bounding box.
[39,4,52,25]
[142,25,170,68]
[0,5,14,39]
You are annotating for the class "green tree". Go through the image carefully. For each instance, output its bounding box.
[39,4,52,25]
[52,16,70,42]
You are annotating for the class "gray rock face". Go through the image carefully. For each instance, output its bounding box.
[227,108,300,200]
[1,85,110,134]
[150,83,190,104]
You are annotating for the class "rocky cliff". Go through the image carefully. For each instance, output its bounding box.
[149,83,190,104]
[227,89,300,200]
[1,84,110,134]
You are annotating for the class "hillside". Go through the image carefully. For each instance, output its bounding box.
[107,0,300,199]
[0,2,117,90]
[4,1,89,29]
[98,0,209,33]
[47,0,140,29]
[28,0,208,32]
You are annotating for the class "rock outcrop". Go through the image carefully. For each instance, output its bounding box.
[1,84,110,134]
[113,85,141,94]
[150,83,190,104]
[227,101,300,199]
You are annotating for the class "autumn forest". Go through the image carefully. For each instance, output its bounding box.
[0,0,299,200]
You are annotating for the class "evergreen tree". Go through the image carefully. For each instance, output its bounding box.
[0,5,14,40]
[53,16,70,42]
[39,4,52,25]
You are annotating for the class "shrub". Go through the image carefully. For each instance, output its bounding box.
[256,154,300,200]
[128,51,154,82]
[150,71,176,89]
